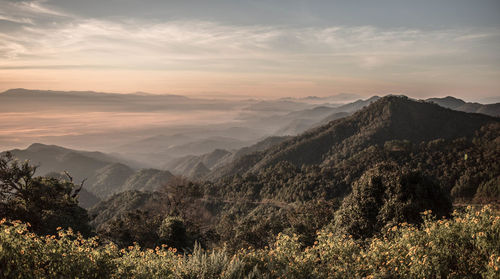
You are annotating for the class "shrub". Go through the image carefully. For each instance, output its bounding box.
[1,206,498,278]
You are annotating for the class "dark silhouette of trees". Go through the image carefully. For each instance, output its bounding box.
[334,163,452,239]
[0,152,91,236]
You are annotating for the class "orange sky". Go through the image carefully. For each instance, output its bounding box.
[1,1,499,101]
[1,68,498,101]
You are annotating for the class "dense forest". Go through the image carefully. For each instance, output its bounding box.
[1,96,499,278]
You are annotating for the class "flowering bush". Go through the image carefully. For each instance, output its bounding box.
[1,206,499,278]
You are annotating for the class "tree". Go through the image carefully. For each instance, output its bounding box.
[98,210,163,248]
[158,216,189,250]
[334,163,452,239]
[0,152,91,236]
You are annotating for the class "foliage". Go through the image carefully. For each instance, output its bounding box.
[87,122,498,250]
[97,210,163,249]
[158,216,189,251]
[1,206,499,278]
[0,152,92,236]
[334,163,452,239]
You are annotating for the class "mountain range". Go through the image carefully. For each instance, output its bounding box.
[207,96,498,180]
[2,144,174,207]
[2,93,499,210]
[87,95,499,246]
[427,96,500,117]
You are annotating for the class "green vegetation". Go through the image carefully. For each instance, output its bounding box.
[334,163,452,239]
[0,152,91,236]
[87,97,499,253]
[1,206,499,278]
[1,96,499,277]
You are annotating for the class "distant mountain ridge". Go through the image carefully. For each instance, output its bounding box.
[209,96,498,180]
[426,96,500,117]
[88,95,499,245]
[165,136,291,179]
[3,93,499,207]
[0,88,246,113]
[3,143,174,205]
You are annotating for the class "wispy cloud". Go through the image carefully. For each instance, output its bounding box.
[2,0,71,17]
[1,16,496,73]
[0,0,499,98]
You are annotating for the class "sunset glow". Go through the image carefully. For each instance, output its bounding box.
[1,0,499,100]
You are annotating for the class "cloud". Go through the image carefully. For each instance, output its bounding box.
[1,16,496,74]
[0,14,34,24]
[0,2,499,98]
[3,0,70,17]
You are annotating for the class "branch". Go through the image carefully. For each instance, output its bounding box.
[71,178,87,198]
[63,171,73,182]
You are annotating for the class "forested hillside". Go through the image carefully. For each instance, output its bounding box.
[86,96,499,252]
[3,144,175,204]
[210,96,498,180]
[427,96,500,117]
[1,95,499,278]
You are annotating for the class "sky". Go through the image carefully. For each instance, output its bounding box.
[0,0,499,100]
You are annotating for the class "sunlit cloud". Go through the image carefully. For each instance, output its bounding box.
[2,0,71,17]
[2,18,495,71]
[0,0,499,98]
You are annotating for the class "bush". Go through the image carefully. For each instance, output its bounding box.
[1,206,499,278]
[158,216,188,251]
[334,163,452,239]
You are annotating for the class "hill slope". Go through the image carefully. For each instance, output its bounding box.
[3,144,174,199]
[427,96,500,117]
[210,96,498,180]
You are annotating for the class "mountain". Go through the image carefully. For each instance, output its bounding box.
[116,133,257,168]
[86,95,499,251]
[330,96,380,113]
[88,163,136,198]
[274,106,338,135]
[164,149,232,177]
[280,93,363,104]
[3,143,138,182]
[3,143,175,199]
[186,162,211,179]
[77,189,101,209]
[0,88,204,113]
[427,96,500,117]
[272,96,380,136]
[167,136,291,179]
[230,136,292,161]
[116,134,194,155]
[315,112,351,127]
[158,97,383,177]
[426,96,466,109]
[211,96,498,179]
[121,169,174,192]
[162,137,249,157]
[88,190,170,231]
